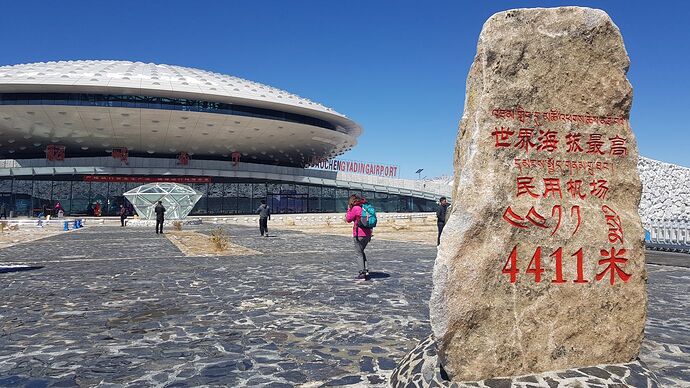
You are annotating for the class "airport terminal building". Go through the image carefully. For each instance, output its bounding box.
[0,61,447,216]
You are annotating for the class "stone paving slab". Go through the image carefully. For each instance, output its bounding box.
[0,225,687,387]
[0,225,435,387]
[645,250,690,268]
[640,264,690,386]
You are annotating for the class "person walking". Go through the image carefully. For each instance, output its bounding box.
[256,199,271,237]
[346,194,373,280]
[119,204,127,227]
[154,200,165,234]
[436,197,450,246]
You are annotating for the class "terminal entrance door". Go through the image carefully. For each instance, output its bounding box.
[267,192,307,214]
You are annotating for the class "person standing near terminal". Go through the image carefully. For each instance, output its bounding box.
[256,199,271,237]
[436,197,450,246]
[346,194,373,280]
[119,204,127,227]
[154,200,165,234]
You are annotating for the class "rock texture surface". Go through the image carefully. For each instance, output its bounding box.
[390,335,661,388]
[638,156,690,223]
[430,7,647,381]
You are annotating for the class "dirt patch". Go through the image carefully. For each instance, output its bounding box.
[166,231,261,256]
[0,224,68,249]
[274,221,438,246]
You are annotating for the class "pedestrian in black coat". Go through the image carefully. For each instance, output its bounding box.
[436,197,450,246]
[119,205,128,227]
[154,201,166,234]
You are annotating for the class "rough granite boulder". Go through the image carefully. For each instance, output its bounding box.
[430,7,647,381]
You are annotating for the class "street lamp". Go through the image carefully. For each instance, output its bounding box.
[415,168,424,180]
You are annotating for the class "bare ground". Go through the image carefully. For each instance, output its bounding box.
[166,230,262,257]
[272,220,438,246]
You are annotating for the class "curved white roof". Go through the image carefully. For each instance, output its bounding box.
[0,61,360,165]
[0,60,360,135]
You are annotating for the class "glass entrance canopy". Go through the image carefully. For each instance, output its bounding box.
[124,182,203,220]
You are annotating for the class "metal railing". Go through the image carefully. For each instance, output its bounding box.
[644,218,690,253]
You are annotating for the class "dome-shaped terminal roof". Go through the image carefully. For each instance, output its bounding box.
[0,60,361,136]
[0,61,360,165]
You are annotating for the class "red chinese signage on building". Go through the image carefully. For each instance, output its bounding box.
[177,152,190,166]
[45,144,66,161]
[83,176,211,183]
[231,151,241,167]
[492,106,631,286]
[111,147,129,164]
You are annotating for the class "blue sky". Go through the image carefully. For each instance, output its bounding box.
[1,1,688,179]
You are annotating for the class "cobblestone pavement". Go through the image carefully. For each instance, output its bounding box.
[640,264,690,386]
[0,225,688,387]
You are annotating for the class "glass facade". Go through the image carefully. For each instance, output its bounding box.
[0,178,437,217]
[0,93,344,134]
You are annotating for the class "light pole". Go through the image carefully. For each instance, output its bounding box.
[415,168,424,180]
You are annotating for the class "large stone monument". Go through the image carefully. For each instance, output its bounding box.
[392,7,659,387]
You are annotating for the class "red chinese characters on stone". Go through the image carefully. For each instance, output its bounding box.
[609,135,628,156]
[516,176,540,198]
[537,129,559,152]
[514,128,537,152]
[514,176,609,200]
[565,132,583,153]
[45,144,65,161]
[490,122,629,156]
[566,179,587,199]
[491,126,514,147]
[542,178,563,199]
[586,133,606,155]
[596,247,631,285]
[590,179,609,199]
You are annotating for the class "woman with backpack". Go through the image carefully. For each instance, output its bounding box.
[346,194,373,280]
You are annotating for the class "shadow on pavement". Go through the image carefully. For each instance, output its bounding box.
[0,265,44,274]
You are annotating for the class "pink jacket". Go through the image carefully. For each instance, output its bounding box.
[346,205,373,238]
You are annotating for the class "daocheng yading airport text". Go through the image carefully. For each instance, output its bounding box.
[311,159,399,178]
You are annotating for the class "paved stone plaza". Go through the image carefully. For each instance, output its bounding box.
[0,225,688,387]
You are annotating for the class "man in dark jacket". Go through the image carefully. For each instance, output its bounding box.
[436,197,449,246]
[154,201,165,234]
[119,204,127,227]
[256,199,271,237]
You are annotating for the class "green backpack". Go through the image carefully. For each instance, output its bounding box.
[358,203,378,229]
